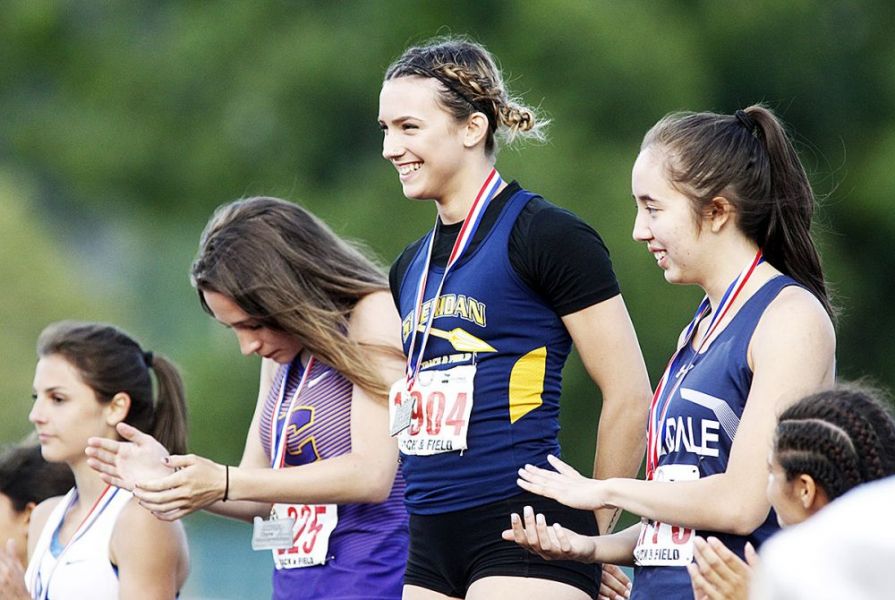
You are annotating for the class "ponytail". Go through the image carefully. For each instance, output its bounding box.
[145,354,189,455]
[37,321,189,455]
[746,107,833,318]
[642,104,834,319]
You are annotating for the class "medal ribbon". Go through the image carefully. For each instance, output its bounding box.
[645,250,764,479]
[403,168,503,387]
[33,484,120,600]
[269,356,316,469]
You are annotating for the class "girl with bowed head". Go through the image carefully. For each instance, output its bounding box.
[380,37,652,599]
[506,105,836,600]
[88,197,409,600]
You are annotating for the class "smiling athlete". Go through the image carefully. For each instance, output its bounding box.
[505,106,836,600]
[379,37,651,600]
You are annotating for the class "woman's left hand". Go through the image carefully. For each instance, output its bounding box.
[517,454,610,511]
[687,536,757,600]
[502,505,598,563]
[0,540,30,600]
[132,454,227,521]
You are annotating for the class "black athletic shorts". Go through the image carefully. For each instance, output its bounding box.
[404,490,601,598]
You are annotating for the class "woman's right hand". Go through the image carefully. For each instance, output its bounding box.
[501,505,598,563]
[86,422,173,491]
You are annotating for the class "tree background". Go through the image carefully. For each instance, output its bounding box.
[3,1,893,597]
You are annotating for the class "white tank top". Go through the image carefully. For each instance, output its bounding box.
[25,486,133,600]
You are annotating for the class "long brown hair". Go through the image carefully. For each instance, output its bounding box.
[37,321,188,454]
[385,36,547,157]
[191,197,397,398]
[642,104,834,318]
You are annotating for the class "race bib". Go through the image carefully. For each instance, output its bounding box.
[269,502,338,569]
[388,365,475,456]
[634,464,700,567]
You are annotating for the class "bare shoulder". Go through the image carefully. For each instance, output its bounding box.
[112,499,187,559]
[111,498,189,595]
[31,495,65,526]
[759,285,834,337]
[348,290,402,346]
[751,285,835,365]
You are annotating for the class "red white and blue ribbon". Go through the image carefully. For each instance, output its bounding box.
[270,356,316,469]
[645,250,764,479]
[32,484,121,600]
[403,168,503,387]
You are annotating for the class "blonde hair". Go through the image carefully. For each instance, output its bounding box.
[385,36,547,156]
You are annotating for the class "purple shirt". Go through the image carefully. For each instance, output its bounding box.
[260,358,408,600]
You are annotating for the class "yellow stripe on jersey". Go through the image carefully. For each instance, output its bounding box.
[509,346,546,423]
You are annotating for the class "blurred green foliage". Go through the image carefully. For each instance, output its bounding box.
[3,0,893,496]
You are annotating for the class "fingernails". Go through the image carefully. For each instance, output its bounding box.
[536,513,546,525]
[524,506,534,519]
[511,513,519,524]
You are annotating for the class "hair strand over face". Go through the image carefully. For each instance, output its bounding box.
[191,196,400,399]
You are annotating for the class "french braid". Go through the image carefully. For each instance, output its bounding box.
[386,36,547,156]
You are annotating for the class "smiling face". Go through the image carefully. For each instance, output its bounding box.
[30,355,118,465]
[631,146,709,285]
[378,76,470,203]
[202,290,303,364]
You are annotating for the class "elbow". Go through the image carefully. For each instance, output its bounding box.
[353,463,397,504]
[724,504,771,536]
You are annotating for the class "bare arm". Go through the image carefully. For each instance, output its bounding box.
[111,501,189,599]
[86,362,277,523]
[522,288,836,534]
[134,292,404,516]
[503,508,641,567]
[562,295,651,534]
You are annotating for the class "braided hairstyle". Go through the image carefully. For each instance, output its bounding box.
[774,384,895,502]
[385,36,547,156]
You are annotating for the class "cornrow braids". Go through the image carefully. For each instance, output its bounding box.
[775,420,863,500]
[774,384,895,500]
[385,36,547,156]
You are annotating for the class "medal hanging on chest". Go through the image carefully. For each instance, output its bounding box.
[645,250,763,479]
[389,169,503,451]
[250,356,340,568]
[635,250,763,568]
[31,486,121,600]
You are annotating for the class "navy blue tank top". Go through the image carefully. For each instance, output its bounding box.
[395,188,573,514]
[632,275,799,599]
